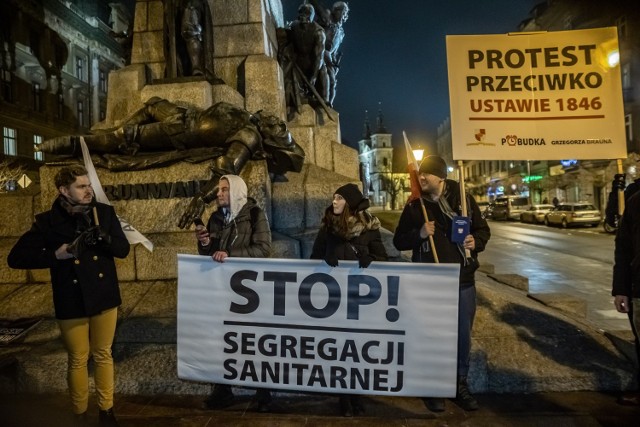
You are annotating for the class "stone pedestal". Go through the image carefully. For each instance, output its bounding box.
[39,161,263,234]
[35,159,271,282]
[1,0,364,280]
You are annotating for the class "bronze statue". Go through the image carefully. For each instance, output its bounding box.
[290,5,328,99]
[278,4,329,120]
[278,3,339,121]
[308,0,349,106]
[38,97,305,228]
[164,0,216,80]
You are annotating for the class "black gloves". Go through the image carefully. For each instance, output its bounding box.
[324,253,339,267]
[94,226,112,246]
[358,254,374,268]
[66,226,111,258]
[67,228,95,258]
[613,173,626,191]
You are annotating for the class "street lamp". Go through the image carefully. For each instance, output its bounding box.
[412,147,424,162]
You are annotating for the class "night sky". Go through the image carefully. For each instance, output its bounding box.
[281,0,540,151]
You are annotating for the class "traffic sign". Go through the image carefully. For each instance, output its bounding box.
[17,174,31,188]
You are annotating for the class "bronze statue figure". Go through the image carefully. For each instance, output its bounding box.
[308,0,349,106]
[278,4,330,120]
[164,0,216,80]
[38,97,305,228]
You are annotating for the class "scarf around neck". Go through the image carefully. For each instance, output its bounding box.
[58,195,94,234]
[327,210,381,240]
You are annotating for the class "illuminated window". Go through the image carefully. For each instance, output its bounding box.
[622,63,631,89]
[3,127,17,156]
[34,135,43,161]
[75,56,85,81]
[99,69,107,93]
[58,93,64,118]
[32,82,41,112]
[77,100,84,126]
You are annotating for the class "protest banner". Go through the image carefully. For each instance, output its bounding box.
[177,255,460,397]
[446,27,626,160]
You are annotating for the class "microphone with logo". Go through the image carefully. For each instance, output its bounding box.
[194,217,210,247]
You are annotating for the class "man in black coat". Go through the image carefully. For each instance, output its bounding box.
[612,189,640,406]
[393,155,490,413]
[8,165,129,426]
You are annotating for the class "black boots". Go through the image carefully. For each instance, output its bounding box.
[453,376,479,411]
[339,395,364,417]
[72,412,88,427]
[423,377,479,413]
[254,388,272,413]
[423,397,446,412]
[203,385,273,413]
[203,384,235,409]
[98,408,120,427]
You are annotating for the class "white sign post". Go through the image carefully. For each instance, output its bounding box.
[177,255,461,397]
[446,27,626,161]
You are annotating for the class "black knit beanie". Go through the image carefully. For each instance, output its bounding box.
[335,183,369,211]
[418,155,448,179]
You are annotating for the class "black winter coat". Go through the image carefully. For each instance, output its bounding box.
[310,210,388,264]
[7,199,130,319]
[612,191,640,298]
[198,198,271,258]
[393,179,490,286]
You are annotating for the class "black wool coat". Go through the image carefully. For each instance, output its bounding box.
[310,210,388,263]
[7,199,130,319]
[393,179,491,286]
[613,191,640,299]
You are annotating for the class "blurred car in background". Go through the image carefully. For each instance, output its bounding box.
[544,202,602,228]
[482,202,495,219]
[476,201,489,216]
[520,204,555,224]
[491,196,530,220]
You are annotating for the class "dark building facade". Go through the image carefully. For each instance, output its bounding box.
[0,0,131,181]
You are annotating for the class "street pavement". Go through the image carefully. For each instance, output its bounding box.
[2,390,638,426]
[480,220,627,333]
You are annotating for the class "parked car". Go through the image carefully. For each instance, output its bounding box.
[491,196,530,220]
[544,202,602,228]
[476,201,489,217]
[520,204,555,224]
[482,202,495,219]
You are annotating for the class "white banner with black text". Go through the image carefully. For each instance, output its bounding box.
[177,255,460,397]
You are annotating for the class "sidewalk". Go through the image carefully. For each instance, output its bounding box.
[2,390,638,426]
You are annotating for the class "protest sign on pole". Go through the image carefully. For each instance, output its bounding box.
[79,137,154,252]
[446,27,626,161]
[177,255,461,397]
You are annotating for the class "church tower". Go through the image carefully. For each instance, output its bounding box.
[357,103,394,207]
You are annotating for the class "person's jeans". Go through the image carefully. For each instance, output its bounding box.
[632,298,640,384]
[58,307,118,414]
[458,285,477,377]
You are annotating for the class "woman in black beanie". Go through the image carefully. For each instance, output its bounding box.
[310,182,388,416]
